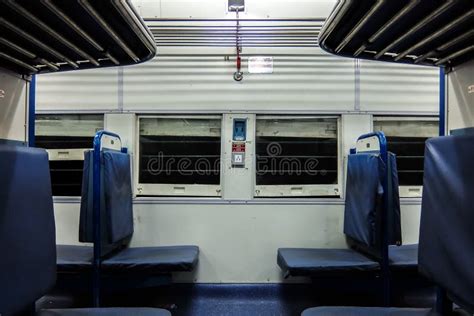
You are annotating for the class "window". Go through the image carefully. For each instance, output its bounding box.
[255,116,340,197]
[137,116,222,197]
[35,114,104,196]
[373,117,438,197]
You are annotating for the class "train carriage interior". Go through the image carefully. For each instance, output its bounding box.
[0,0,473,315]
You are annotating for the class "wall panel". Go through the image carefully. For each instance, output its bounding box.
[360,60,439,113]
[0,71,28,142]
[53,201,420,283]
[132,0,335,19]
[36,68,119,112]
[447,60,474,132]
[123,53,356,112]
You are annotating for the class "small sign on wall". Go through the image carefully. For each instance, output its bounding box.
[248,56,273,74]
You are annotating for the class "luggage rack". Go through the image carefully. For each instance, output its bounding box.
[0,0,156,75]
[318,0,474,68]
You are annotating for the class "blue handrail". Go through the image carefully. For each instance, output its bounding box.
[92,130,122,307]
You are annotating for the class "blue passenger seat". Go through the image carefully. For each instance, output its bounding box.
[389,244,418,271]
[278,151,402,277]
[301,134,474,315]
[302,307,430,315]
[277,248,380,277]
[56,245,94,273]
[0,144,170,315]
[56,147,198,276]
[278,141,419,278]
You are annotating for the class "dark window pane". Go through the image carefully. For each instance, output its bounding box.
[386,136,429,186]
[139,136,221,185]
[138,118,222,188]
[255,118,339,191]
[374,118,438,187]
[35,114,103,196]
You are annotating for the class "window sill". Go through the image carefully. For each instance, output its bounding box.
[53,196,420,206]
[133,196,345,205]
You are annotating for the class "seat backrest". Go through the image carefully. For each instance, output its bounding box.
[0,145,57,314]
[419,135,474,313]
[344,151,401,259]
[79,150,134,257]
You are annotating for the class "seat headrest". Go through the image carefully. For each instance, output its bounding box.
[419,135,474,313]
[0,145,56,314]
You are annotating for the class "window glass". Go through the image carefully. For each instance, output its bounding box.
[138,117,222,196]
[374,117,438,189]
[35,114,103,196]
[255,117,339,197]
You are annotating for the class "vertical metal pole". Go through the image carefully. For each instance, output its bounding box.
[28,75,36,147]
[435,287,452,314]
[379,133,390,307]
[439,67,446,136]
[92,133,102,307]
[434,69,451,315]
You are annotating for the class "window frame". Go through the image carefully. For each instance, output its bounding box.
[35,114,104,197]
[254,115,342,198]
[135,114,223,197]
[373,116,439,198]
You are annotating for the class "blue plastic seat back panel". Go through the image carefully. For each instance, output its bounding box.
[344,153,402,259]
[389,244,418,270]
[419,135,474,313]
[0,145,57,315]
[103,151,134,244]
[79,150,133,255]
[56,245,93,272]
[277,248,379,277]
[344,154,384,256]
[302,307,431,316]
[102,246,199,273]
[37,308,171,316]
[79,150,98,243]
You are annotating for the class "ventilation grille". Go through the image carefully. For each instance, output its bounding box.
[147,19,324,48]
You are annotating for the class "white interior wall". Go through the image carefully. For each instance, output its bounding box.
[38,0,437,283]
[121,53,356,113]
[359,60,439,113]
[54,201,420,283]
[36,68,119,112]
[0,71,28,143]
[131,0,336,19]
[447,59,474,132]
[36,53,439,115]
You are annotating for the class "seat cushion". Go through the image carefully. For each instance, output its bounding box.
[277,248,379,277]
[302,307,431,316]
[37,308,171,316]
[102,246,199,274]
[389,244,418,270]
[56,245,93,272]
